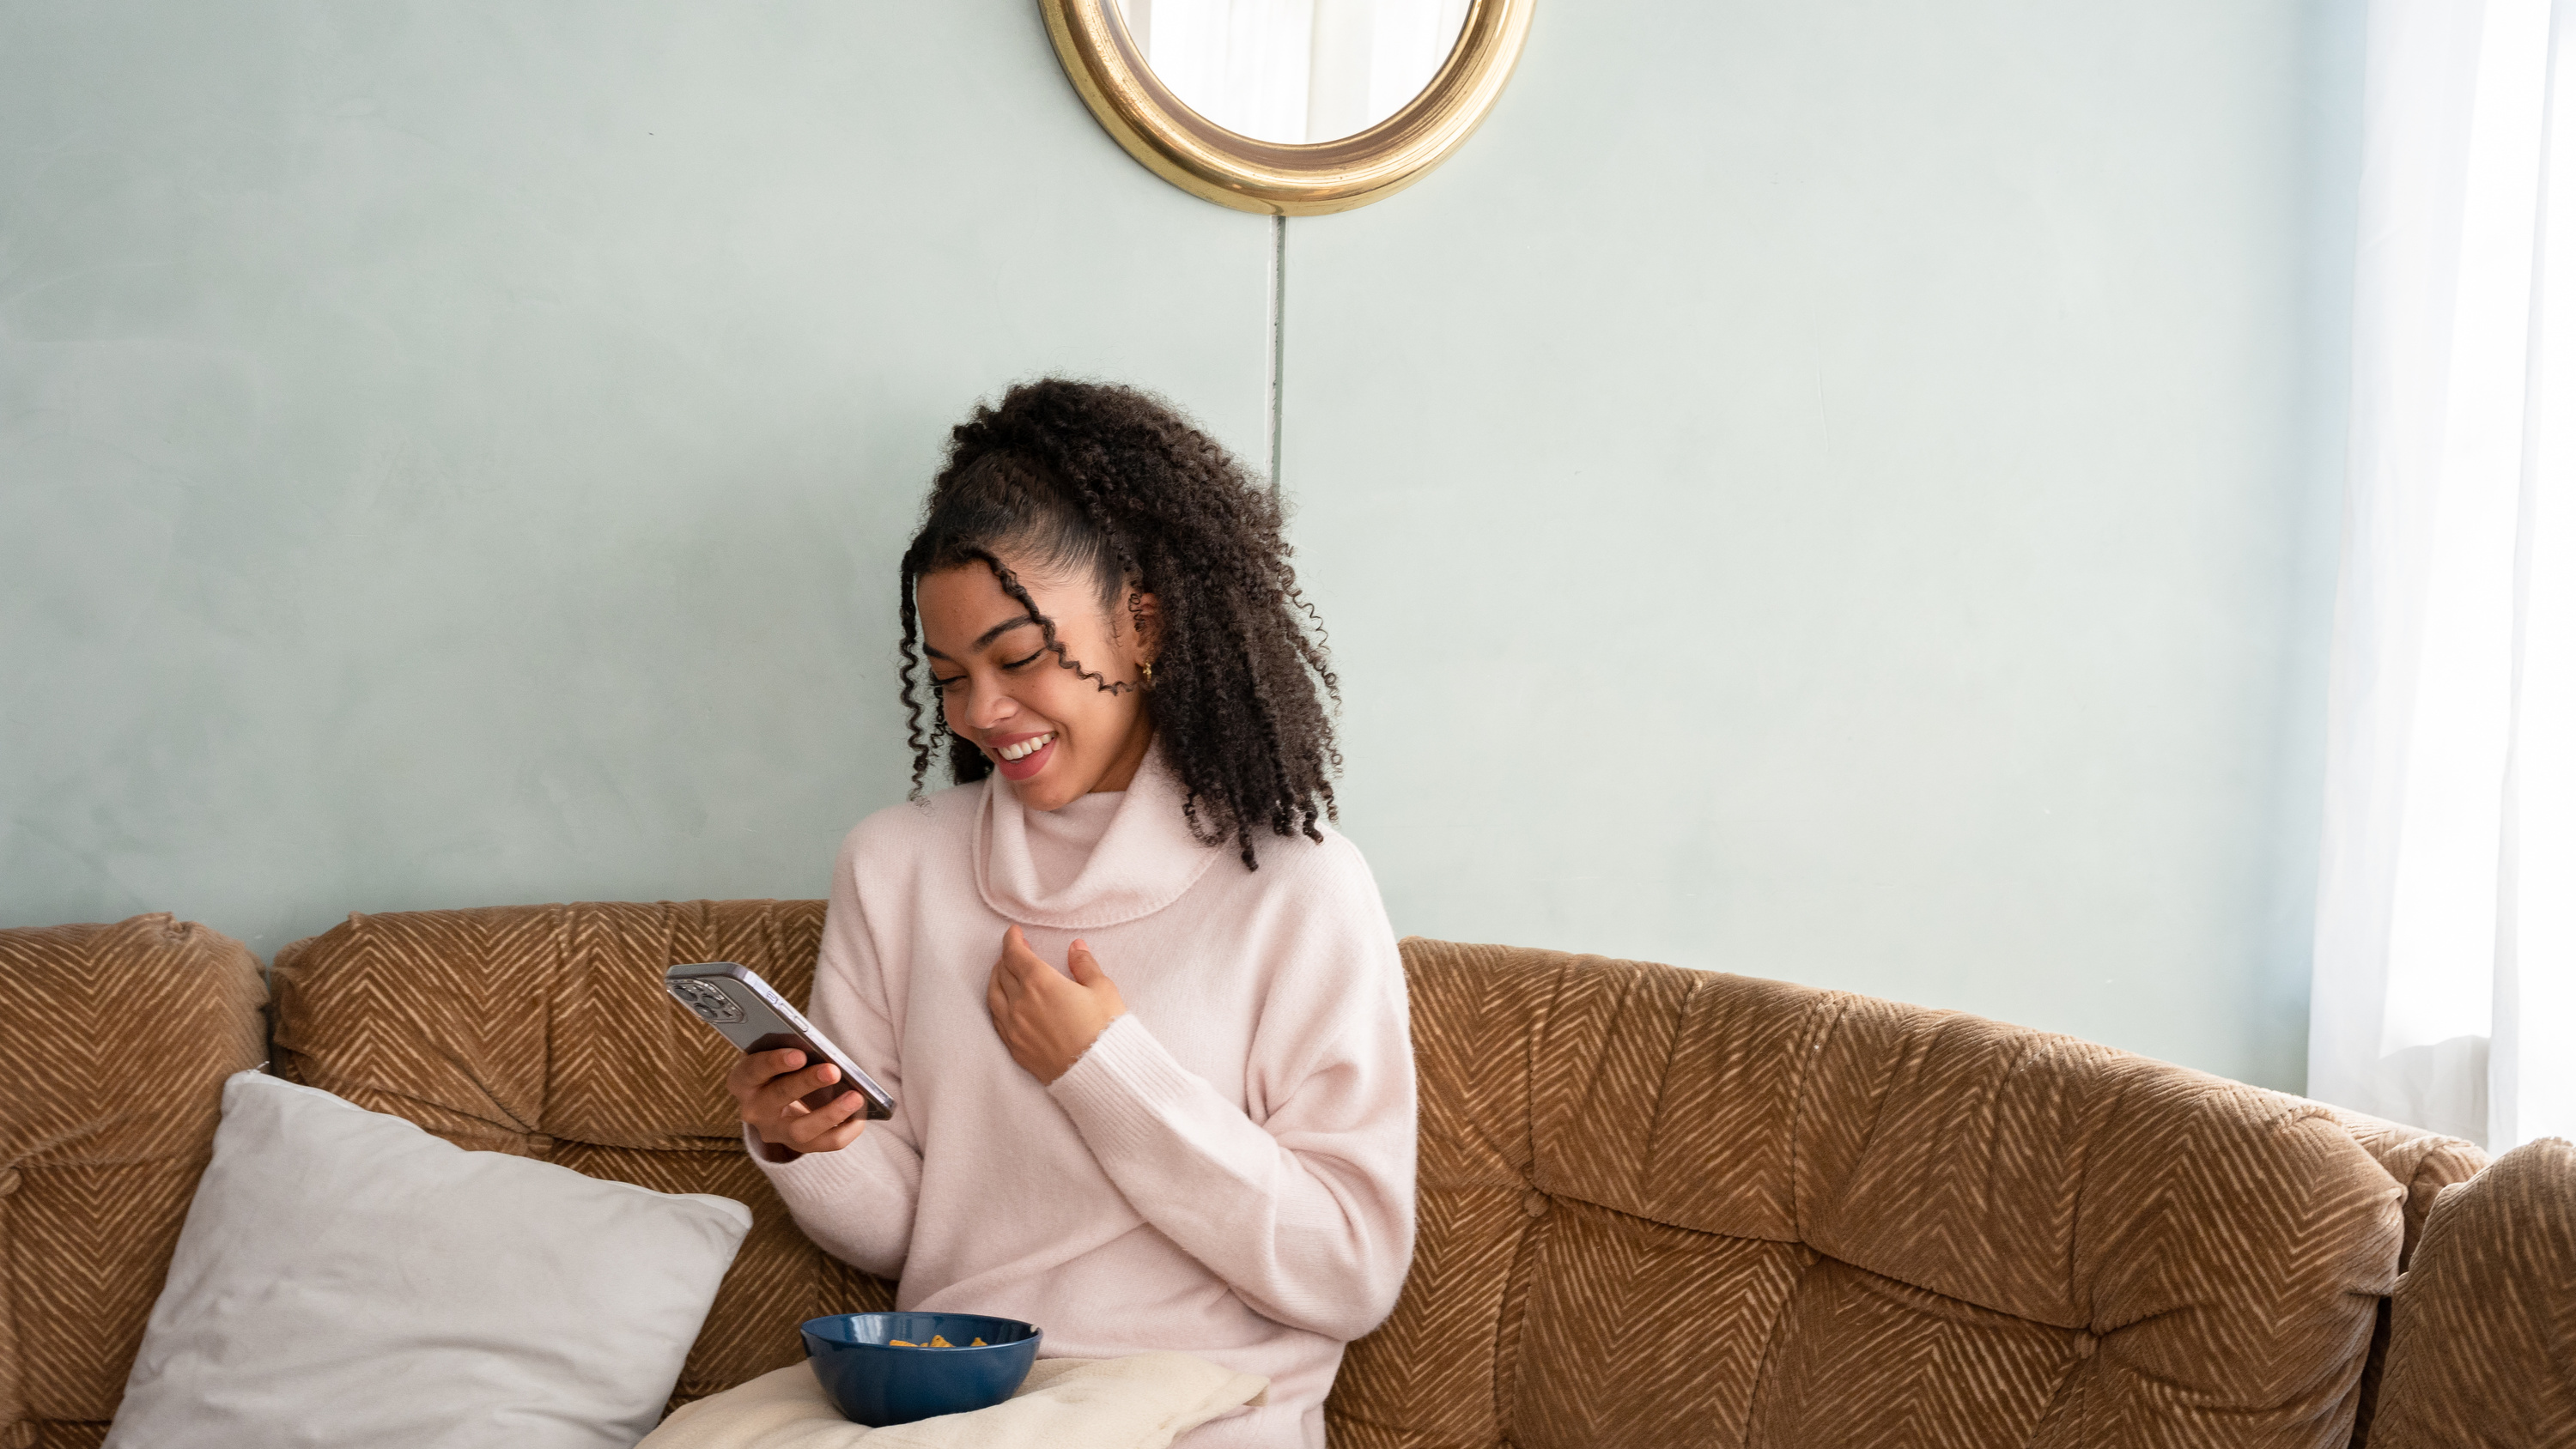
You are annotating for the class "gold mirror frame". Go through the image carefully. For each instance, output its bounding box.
[1039,0,1537,216]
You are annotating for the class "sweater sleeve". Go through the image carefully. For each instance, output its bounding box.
[1044,845,1418,1343]
[749,829,923,1282]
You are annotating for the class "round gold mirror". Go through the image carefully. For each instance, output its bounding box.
[1041,0,1537,215]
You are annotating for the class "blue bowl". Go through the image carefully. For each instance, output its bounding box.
[799,1313,1043,1427]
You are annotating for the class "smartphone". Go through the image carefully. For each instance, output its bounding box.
[664,961,896,1121]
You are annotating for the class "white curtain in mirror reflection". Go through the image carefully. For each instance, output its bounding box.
[1115,0,1471,144]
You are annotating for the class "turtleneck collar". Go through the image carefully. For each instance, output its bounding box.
[973,743,1223,930]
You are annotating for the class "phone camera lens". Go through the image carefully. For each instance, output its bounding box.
[669,979,744,1024]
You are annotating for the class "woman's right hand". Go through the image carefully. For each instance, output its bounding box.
[728,1048,870,1161]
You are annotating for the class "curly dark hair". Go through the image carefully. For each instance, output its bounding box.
[896,379,1340,869]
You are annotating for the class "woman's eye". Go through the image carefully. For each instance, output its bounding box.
[1002,649,1045,671]
[931,675,964,692]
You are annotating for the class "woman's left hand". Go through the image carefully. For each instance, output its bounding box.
[987,925,1127,1084]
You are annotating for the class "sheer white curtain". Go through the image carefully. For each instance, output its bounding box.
[1117,0,1468,144]
[2312,0,2576,1150]
[1306,0,1472,142]
[1125,0,1315,143]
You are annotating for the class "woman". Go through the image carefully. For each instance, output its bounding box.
[726,379,1417,1449]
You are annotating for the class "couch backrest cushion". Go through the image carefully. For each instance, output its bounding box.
[0,914,265,1449]
[267,900,894,1409]
[1328,940,2413,1449]
[2366,1137,2576,1446]
[2326,1112,2488,1272]
[2318,1108,2485,1446]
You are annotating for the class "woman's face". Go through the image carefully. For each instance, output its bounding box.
[916,555,1157,811]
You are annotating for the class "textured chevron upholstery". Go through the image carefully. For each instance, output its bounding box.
[2326,1113,2491,1271]
[0,914,265,1449]
[2366,1137,2576,1447]
[265,900,896,1411]
[1327,940,2472,1449]
[26,904,2502,1446]
[2314,1108,2489,1445]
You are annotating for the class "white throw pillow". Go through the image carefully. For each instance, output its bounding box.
[106,1070,752,1449]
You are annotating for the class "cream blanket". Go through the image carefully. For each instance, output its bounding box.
[636,1355,1269,1449]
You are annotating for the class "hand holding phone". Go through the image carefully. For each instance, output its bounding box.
[726,1046,869,1161]
[665,962,895,1161]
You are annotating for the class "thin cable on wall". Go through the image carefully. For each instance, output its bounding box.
[1268,214,1286,498]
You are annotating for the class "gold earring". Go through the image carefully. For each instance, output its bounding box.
[1140,660,1154,690]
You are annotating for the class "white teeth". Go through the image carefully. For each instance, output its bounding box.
[997,733,1054,762]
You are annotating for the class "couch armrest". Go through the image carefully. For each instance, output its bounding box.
[2366,1137,2576,1446]
[0,913,265,1445]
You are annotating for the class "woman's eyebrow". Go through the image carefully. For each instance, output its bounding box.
[924,615,1036,661]
[976,615,1037,648]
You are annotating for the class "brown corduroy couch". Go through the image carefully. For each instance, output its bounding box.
[3,901,2564,1448]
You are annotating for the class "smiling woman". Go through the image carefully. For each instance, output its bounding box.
[720,379,1415,1449]
[910,523,1158,815]
[896,379,1342,867]
[914,559,1158,812]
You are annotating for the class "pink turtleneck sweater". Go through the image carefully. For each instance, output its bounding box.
[753,752,1417,1449]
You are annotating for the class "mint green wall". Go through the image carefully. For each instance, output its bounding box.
[0,3,1269,955]
[1292,2,2361,1091]
[3,3,2354,1089]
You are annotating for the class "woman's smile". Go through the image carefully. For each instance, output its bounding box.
[990,731,1058,780]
